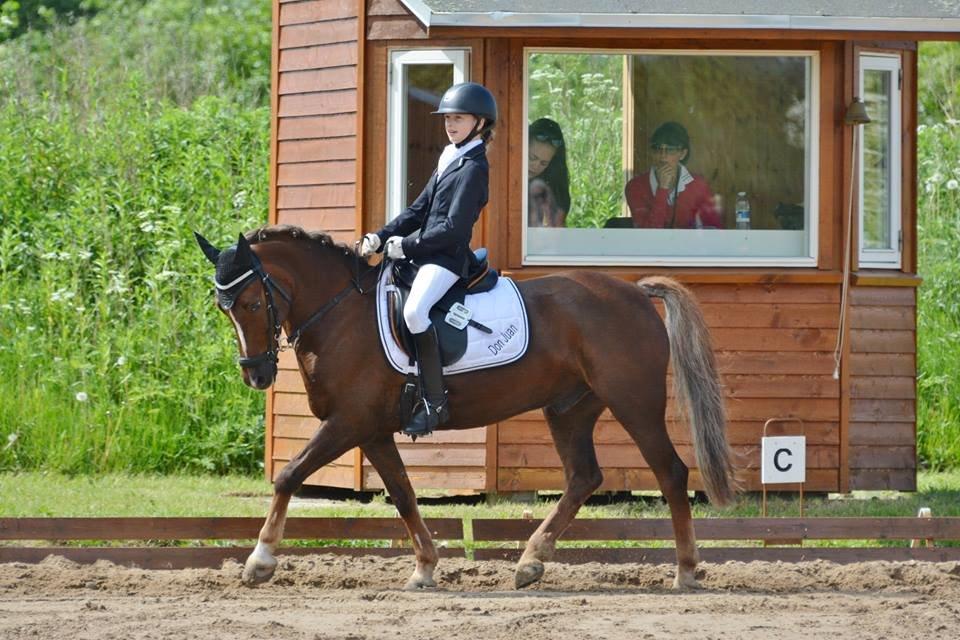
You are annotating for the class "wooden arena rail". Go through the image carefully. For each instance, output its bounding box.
[0,517,464,569]
[1,517,959,568]
[472,517,960,564]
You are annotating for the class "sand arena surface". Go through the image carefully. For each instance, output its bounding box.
[1,554,959,639]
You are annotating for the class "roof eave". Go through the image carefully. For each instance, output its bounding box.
[412,11,960,33]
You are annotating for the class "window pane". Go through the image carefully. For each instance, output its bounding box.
[862,68,892,251]
[525,51,815,265]
[404,64,453,207]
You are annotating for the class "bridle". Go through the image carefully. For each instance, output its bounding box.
[216,244,378,371]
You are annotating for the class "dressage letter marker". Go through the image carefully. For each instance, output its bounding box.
[761,436,806,484]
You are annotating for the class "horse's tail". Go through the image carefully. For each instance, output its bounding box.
[637,276,737,506]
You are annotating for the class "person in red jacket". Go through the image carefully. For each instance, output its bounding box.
[625,122,722,229]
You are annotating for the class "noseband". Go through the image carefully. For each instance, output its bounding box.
[217,249,372,371]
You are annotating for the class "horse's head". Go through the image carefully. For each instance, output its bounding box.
[195,231,292,390]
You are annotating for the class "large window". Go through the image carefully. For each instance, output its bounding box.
[858,54,902,268]
[524,49,819,266]
[387,49,468,220]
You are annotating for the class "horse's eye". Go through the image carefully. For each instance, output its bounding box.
[247,301,262,312]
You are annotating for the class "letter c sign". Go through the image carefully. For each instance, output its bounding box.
[761,436,806,484]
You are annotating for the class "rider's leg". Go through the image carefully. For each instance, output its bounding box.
[403,263,459,436]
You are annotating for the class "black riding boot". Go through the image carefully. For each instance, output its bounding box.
[404,325,449,437]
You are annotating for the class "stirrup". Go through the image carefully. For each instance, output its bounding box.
[403,397,448,437]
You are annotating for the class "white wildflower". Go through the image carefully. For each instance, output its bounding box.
[140,221,157,233]
[50,288,76,303]
[106,274,129,294]
[233,191,248,209]
[4,432,17,450]
[947,179,959,191]
[115,356,127,367]
[75,391,89,402]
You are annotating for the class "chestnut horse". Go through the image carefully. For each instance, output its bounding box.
[195,225,735,590]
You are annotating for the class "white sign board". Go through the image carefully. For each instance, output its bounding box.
[761,436,806,484]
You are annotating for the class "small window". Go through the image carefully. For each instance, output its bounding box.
[523,49,819,267]
[387,49,468,221]
[858,54,902,268]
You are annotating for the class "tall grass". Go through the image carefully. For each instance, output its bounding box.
[528,53,624,227]
[0,1,271,474]
[916,43,960,468]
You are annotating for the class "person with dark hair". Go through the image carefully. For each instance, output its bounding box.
[625,121,721,229]
[528,118,571,227]
[358,82,496,436]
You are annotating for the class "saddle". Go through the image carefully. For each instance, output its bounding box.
[386,248,499,367]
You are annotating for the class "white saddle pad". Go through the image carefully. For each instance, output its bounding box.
[376,266,530,376]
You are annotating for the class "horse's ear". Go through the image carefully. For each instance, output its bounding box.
[234,232,253,267]
[194,231,220,265]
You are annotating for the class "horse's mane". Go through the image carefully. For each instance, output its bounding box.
[245,224,373,267]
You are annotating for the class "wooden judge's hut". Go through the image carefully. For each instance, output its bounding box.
[265,0,960,495]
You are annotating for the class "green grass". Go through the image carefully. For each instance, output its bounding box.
[0,1,271,475]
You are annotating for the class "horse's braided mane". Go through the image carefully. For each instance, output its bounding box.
[245,224,373,267]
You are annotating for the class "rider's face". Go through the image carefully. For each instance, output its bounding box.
[444,113,480,144]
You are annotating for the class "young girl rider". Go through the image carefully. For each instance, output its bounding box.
[359,82,497,437]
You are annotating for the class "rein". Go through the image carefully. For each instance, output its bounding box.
[229,247,379,369]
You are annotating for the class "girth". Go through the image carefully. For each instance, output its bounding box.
[386,250,498,367]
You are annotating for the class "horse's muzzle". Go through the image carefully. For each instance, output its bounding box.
[238,352,278,390]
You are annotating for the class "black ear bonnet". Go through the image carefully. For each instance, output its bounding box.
[213,243,258,310]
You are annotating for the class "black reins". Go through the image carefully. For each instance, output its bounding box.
[229,246,378,370]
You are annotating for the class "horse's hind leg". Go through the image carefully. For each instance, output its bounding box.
[614,408,700,589]
[242,420,356,586]
[362,436,438,590]
[515,393,605,589]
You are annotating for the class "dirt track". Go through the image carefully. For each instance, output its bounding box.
[1,554,959,639]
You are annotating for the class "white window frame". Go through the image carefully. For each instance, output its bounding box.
[386,49,468,221]
[858,53,903,269]
[522,48,820,268]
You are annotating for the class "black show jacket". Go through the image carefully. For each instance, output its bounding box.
[376,143,488,277]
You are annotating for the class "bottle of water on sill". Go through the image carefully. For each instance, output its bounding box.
[735,191,751,231]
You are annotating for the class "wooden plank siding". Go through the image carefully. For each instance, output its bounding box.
[266,0,919,494]
[269,0,363,486]
[847,285,917,490]
[495,283,843,493]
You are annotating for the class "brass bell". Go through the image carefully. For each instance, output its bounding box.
[844,97,871,125]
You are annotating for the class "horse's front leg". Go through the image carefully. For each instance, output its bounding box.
[242,420,356,586]
[362,435,438,589]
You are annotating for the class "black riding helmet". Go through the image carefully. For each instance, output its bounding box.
[432,82,497,146]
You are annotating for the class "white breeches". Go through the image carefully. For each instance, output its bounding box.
[404,263,459,334]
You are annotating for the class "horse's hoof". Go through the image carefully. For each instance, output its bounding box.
[241,558,277,586]
[404,573,437,590]
[514,560,544,589]
[672,571,701,590]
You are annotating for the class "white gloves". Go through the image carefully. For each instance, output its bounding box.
[384,236,405,260]
[359,233,380,258]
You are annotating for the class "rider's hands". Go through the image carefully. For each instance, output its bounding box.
[384,236,405,260]
[359,233,381,258]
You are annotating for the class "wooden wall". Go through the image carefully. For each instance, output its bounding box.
[268,0,363,487]
[497,283,843,493]
[265,0,920,494]
[848,285,917,490]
